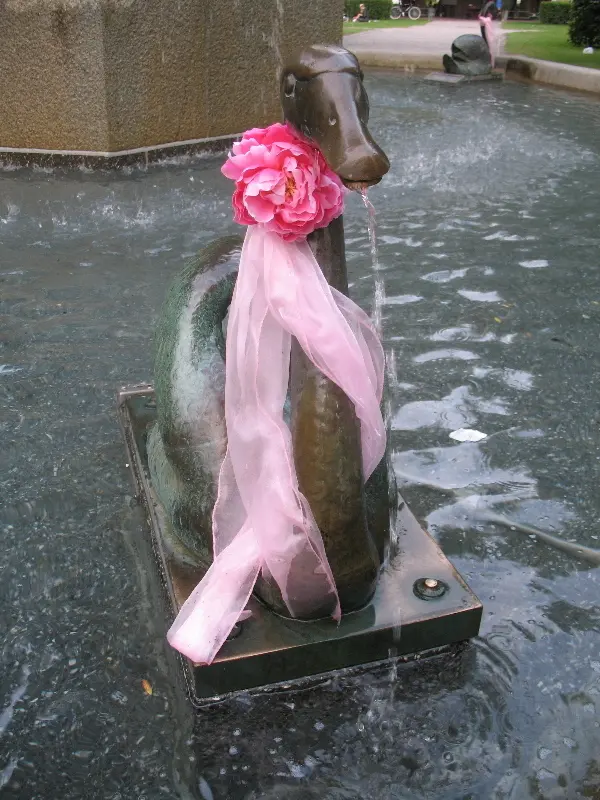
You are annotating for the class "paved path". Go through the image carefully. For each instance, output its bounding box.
[343,20,600,94]
[343,19,485,57]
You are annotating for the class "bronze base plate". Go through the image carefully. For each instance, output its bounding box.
[117,385,482,706]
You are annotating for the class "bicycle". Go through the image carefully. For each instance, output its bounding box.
[390,0,422,20]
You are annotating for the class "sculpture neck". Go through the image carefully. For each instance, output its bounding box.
[307,215,348,295]
[290,211,382,612]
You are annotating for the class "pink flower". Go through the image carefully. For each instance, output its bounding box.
[221,123,345,242]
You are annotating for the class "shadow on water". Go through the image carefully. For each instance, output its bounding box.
[1,73,600,798]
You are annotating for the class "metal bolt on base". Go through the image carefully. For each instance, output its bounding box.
[413,577,449,600]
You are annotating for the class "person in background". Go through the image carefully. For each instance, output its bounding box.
[353,3,370,21]
[479,0,499,44]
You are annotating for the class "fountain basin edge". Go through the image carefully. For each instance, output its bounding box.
[2,57,597,168]
[0,132,240,170]
[345,50,600,97]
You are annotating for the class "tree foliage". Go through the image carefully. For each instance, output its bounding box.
[569,0,600,46]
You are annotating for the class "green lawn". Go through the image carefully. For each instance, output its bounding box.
[502,20,542,30]
[343,19,428,34]
[503,22,600,69]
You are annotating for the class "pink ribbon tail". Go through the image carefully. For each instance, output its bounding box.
[167,226,386,665]
[167,525,260,665]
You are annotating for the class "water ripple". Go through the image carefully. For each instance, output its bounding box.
[392,386,509,432]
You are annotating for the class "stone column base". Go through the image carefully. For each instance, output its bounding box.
[0,0,342,153]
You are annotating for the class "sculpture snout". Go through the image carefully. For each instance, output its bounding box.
[312,72,389,189]
[330,142,391,191]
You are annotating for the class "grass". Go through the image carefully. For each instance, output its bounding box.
[343,18,428,34]
[502,22,600,68]
[502,20,544,29]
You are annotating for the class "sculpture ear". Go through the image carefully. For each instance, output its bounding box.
[282,73,297,98]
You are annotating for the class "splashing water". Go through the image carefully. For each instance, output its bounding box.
[361,186,397,411]
[360,185,397,415]
[361,189,385,336]
[360,189,402,578]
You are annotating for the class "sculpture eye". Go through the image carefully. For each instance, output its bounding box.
[283,74,296,98]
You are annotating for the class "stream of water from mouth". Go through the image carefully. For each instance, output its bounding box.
[360,188,385,337]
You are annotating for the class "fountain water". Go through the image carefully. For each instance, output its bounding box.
[360,188,386,336]
[1,68,599,799]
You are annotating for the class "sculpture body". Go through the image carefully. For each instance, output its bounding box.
[147,238,241,565]
[148,45,397,619]
[443,34,492,76]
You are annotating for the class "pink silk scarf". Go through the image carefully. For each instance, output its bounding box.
[167,225,386,665]
[479,15,497,67]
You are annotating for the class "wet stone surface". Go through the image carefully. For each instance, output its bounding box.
[1,73,600,799]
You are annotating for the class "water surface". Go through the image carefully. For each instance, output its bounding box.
[1,73,599,799]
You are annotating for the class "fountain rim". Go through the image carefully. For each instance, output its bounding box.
[0,132,240,169]
[3,60,598,170]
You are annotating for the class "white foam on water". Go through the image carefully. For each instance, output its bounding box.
[414,348,479,363]
[483,231,524,242]
[449,428,488,443]
[458,290,502,303]
[422,268,468,283]
[0,203,19,224]
[392,385,509,432]
[384,294,423,306]
[519,259,549,269]
[471,366,533,390]
[0,758,18,790]
[502,369,534,391]
[0,666,30,735]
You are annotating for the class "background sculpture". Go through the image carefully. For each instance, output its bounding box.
[443,33,493,76]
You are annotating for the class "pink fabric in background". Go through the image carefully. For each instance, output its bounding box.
[479,15,497,67]
[167,226,386,664]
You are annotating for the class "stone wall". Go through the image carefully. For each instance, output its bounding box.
[0,0,343,153]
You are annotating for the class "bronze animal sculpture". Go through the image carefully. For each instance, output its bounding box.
[147,44,397,620]
[443,34,492,77]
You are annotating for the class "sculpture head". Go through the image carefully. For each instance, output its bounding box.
[281,44,390,191]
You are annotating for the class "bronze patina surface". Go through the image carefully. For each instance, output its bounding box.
[119,388,482,705]
[147,45,396,617]
[443,34,493,77]
[281,45,390,189]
